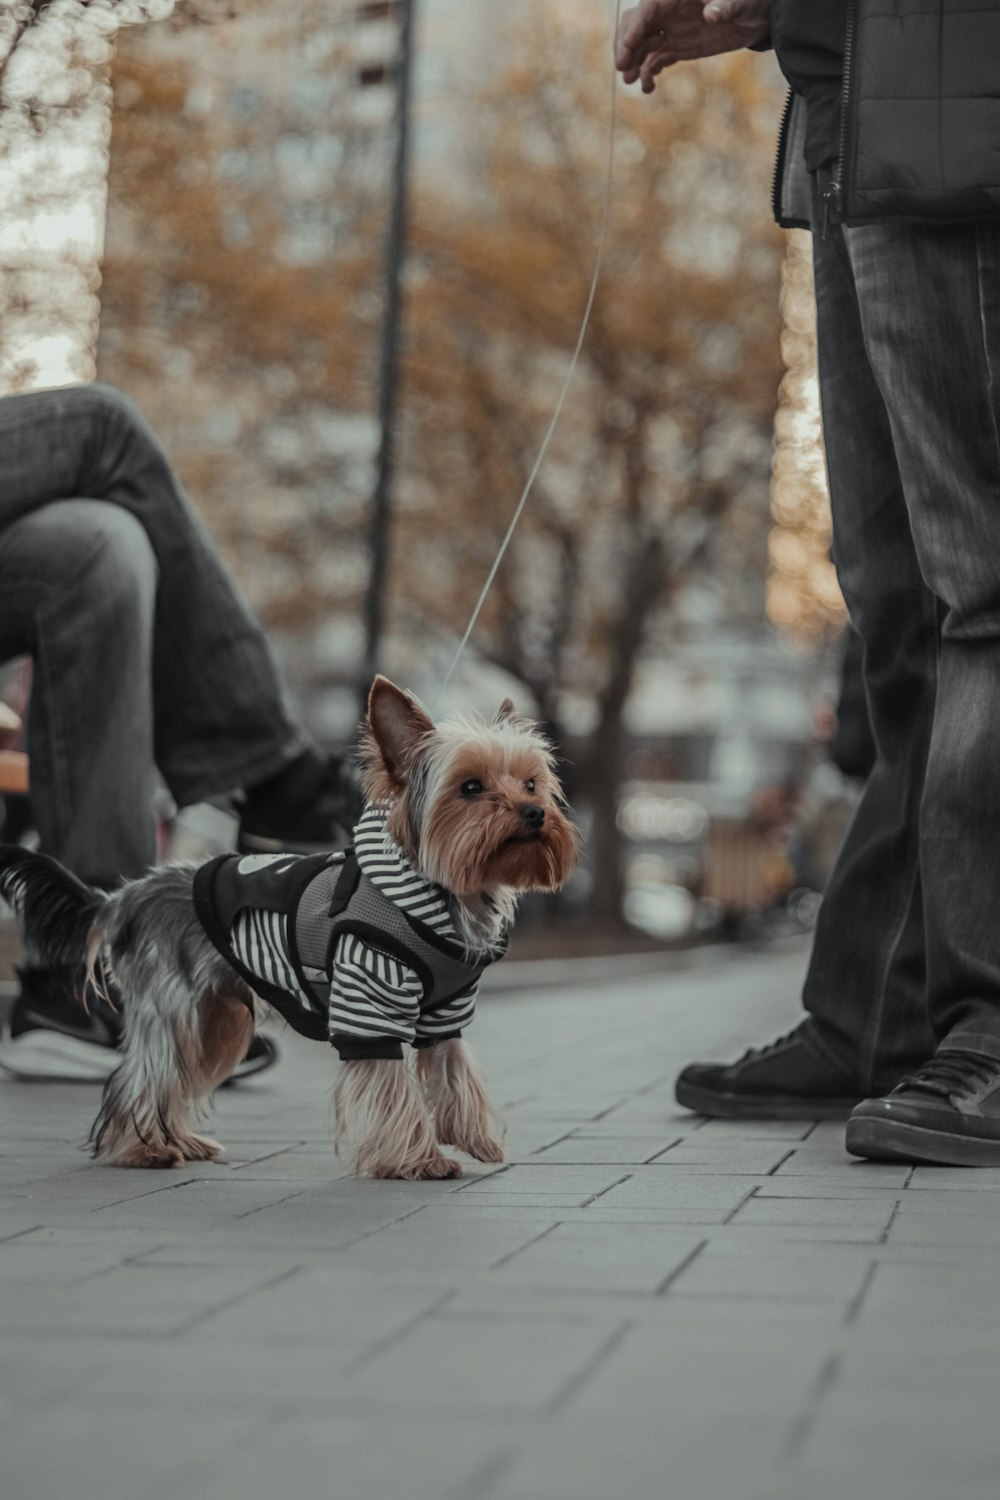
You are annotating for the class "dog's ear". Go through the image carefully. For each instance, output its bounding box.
[496,698,517,723]
[366,677,434,786]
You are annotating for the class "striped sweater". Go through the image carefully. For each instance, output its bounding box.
[192,805,491,1060]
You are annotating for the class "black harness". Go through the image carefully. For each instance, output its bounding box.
[192,848,505,1046]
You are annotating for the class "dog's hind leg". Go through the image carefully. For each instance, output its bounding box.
[416,1038,505,1163]
[90,973,198,1168]
[176,990,256,1162]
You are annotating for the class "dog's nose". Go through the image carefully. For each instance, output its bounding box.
[520,804,545,828]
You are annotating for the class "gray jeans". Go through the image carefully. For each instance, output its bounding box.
[802,174,1000,1085]
[0,384,306,885]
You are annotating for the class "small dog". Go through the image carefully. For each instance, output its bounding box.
[0,678,578,1179]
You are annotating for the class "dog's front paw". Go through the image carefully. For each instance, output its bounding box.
[373,1151,462,1181]
[462,1135,505,1164]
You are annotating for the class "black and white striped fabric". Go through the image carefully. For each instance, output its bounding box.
[329,805,477,1047]
[211,805,478,1052]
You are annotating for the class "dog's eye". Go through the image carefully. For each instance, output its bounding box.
[524,779,536,794]
[461,779,484,797]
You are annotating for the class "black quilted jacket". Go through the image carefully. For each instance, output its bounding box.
[774,0,1000,228]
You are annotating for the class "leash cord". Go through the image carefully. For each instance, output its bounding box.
[438,0,622,694]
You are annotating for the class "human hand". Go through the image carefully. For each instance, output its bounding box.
[615,0,770,93]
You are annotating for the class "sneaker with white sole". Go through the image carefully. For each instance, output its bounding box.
[0,965,277,1085]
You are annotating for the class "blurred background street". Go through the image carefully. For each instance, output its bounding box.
[0,0,860,956]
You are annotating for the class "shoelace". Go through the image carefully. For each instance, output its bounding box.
[736,1028,802,1065]
[896,1051,999,1100]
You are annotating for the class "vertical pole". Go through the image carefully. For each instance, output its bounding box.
[360,0,417,704]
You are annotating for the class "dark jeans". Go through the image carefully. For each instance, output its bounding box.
[0,384,306,885]
[801,176,1000,1089]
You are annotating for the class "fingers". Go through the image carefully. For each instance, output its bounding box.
[618,31,673,85]
[615,0,677,72]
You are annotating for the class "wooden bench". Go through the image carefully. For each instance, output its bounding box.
[0,703,28,795]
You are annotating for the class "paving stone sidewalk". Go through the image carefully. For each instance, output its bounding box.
[2,945,999,1500]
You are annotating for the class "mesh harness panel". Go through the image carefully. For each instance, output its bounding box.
[192,848,505,1050]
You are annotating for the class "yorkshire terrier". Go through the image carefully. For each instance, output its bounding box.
[0,678,578,1179]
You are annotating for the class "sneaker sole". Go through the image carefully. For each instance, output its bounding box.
[675,1078,861,1121]
[0,1031,118,1083]
[846,1116,1000,1168]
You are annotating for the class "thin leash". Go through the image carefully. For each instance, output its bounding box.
[437,0,623,698]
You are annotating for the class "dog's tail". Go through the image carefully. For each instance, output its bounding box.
[0,845,108,974]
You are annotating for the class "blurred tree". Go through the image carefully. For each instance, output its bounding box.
[97,5,383,635]
[768,229,847,644]
[392,22,785,917]
[0,0,246,391]
[96,9,785,921]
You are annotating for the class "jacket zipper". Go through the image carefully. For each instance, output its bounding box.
[822,0,857,236]
[771,87,795,225]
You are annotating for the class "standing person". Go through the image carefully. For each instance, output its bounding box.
[0,382,360,1082]
[616,0,1000,1166]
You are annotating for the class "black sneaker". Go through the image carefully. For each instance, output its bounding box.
[225,1032,280,1085]
[238,749,362,854]
[846,1050,1000,1166]
[0,965,122,1082]
[0,965,279,1085]
[675,1024,862,1120]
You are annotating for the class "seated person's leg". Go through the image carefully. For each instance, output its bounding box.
[0,501,159,1080]
[0,384,358,849]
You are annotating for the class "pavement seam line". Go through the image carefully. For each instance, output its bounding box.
[344,1287,457,1374]
[585,1172,631,1204]
[654,1237,709,1295]
[783,1350,842,1458]
[723,1186,760,1224]
[88,1175,201,1213]
[543,1319,634,1416]
[487,1219,563,1270]
[327,1201,430,1251]
[879,1199,902,1244]
[171,1264,302,1337]
[843,1259,881,1325]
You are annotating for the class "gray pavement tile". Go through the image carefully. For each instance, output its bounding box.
[594,1171,754,1212]
[0,1401,259,1500]
[895,1187,1000,1215]
[177,1268,450,1350]
[417,1192,612,1207]
[773,1151,910,1184]
[856,1262,1000,1330]
[443,1282,844,1332]
[886,1210,1000,1247]
[687,1118,817,1140]
[345,1311,626,1414]
[489,1223,705,1293]
[190,1417,519,1500]
[649,1139,796,1172]
[707,1222,889,1244]
[487,1411,784,1500]
[728,1194,897,1232]
[753,1176,912,1199]
[908,1165,1000,1190]
[454,1165,627,1197]
[567,1120,701,1139]
[424,1202,738,1225]
[333,1209,560,1273]
[668,1247,874,1303]
[0,1263,290,1336]
[528,1135,680,1164]
[769,1345,1000,1500]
